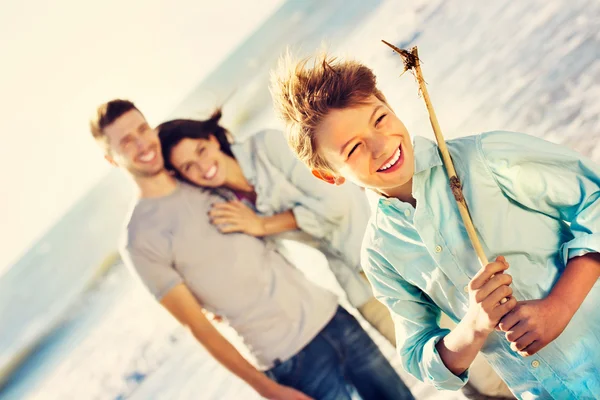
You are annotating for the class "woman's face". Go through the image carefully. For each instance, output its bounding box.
[169,135,230,187]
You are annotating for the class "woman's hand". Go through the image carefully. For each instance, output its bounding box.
[209,201,266,237]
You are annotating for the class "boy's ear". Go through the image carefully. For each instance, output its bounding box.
[311,169,345,186]
[104,153,118,167]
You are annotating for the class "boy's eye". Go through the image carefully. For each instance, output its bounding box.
[348,143,360,158]
[375,114,387,127]
[196,146,205,155]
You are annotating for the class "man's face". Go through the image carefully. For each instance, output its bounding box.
[314,96,415,195]
[103,109,164,177]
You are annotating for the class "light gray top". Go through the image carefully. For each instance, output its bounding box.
[120,182,338,369]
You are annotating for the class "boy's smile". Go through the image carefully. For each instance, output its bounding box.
[377,145,404,173]
[314,96,415,201]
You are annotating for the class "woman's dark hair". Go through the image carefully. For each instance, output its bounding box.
[158,108,235,173]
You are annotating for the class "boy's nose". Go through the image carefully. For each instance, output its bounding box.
[368,136,387,159]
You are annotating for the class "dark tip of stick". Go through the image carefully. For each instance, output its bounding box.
[381,40,419,71]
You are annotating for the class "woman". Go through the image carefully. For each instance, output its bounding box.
[157,109,396,345]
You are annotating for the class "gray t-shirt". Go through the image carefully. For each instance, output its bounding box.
[120,182,338,369]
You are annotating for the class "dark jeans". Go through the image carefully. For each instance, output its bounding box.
[266,306,414,400]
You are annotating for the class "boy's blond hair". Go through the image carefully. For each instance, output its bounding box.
[270,52,387,172]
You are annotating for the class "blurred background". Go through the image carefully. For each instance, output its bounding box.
[0,0,598,398]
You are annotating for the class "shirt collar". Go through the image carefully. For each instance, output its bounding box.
[230,137,256,185]
[413,135,443,174]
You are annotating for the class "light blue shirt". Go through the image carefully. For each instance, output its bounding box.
[227,130,373,307]
[362,131,600,399]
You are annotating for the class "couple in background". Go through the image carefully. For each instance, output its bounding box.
[89,99,413,400]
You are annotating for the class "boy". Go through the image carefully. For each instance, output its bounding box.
[271,54,600,399]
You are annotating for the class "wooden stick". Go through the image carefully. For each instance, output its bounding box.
[381,40,489,267]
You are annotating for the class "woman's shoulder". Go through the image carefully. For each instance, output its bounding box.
[245,129,297,168]
[246,129,288,148]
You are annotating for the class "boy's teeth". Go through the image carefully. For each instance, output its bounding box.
[379,148,401,171]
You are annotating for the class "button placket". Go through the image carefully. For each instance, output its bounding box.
[418,212,473,303]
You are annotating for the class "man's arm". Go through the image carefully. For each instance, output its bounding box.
[161,283,312,400]
[121,241,310,399]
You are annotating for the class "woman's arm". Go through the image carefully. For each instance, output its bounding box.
[210,202,298,237]
[259,129,361,238]
[261,210,298,235]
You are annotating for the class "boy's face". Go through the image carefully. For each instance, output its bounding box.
[103,109,165,177]
[314,96,414,195]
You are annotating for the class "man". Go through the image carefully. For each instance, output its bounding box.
[88,99,413,400]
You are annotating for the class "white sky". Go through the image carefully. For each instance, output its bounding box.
[0,0,283,272]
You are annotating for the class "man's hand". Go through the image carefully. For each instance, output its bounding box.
[264,384,313,400]
[464,256,517,336]
[498,297,572,357]
[209,201,266,237]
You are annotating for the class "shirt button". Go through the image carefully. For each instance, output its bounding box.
[463,285,469,293]
[404,209,411,217]
[382,199,391,206]
[435,245,443,253]
[531,360,540,368]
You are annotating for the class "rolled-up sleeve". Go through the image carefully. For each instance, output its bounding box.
[479,131,600,266]
[260,129,352,239]
[362,244,469,391]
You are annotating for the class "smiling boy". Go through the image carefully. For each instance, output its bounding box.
[270,54,600,399]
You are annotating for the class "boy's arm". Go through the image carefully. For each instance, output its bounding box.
[479,131,600,269]
[499,253,600,356]
[437,257,516,375]
[161,284,311,400]
[480,131,600,354]
[363,248,514,390]
[549,253,600,316]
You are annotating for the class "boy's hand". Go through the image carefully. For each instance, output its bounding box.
[465,256,517,336]
[498,297,572,357]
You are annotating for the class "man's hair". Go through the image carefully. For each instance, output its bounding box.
[89,99,140,146]
[270,52,387,172]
